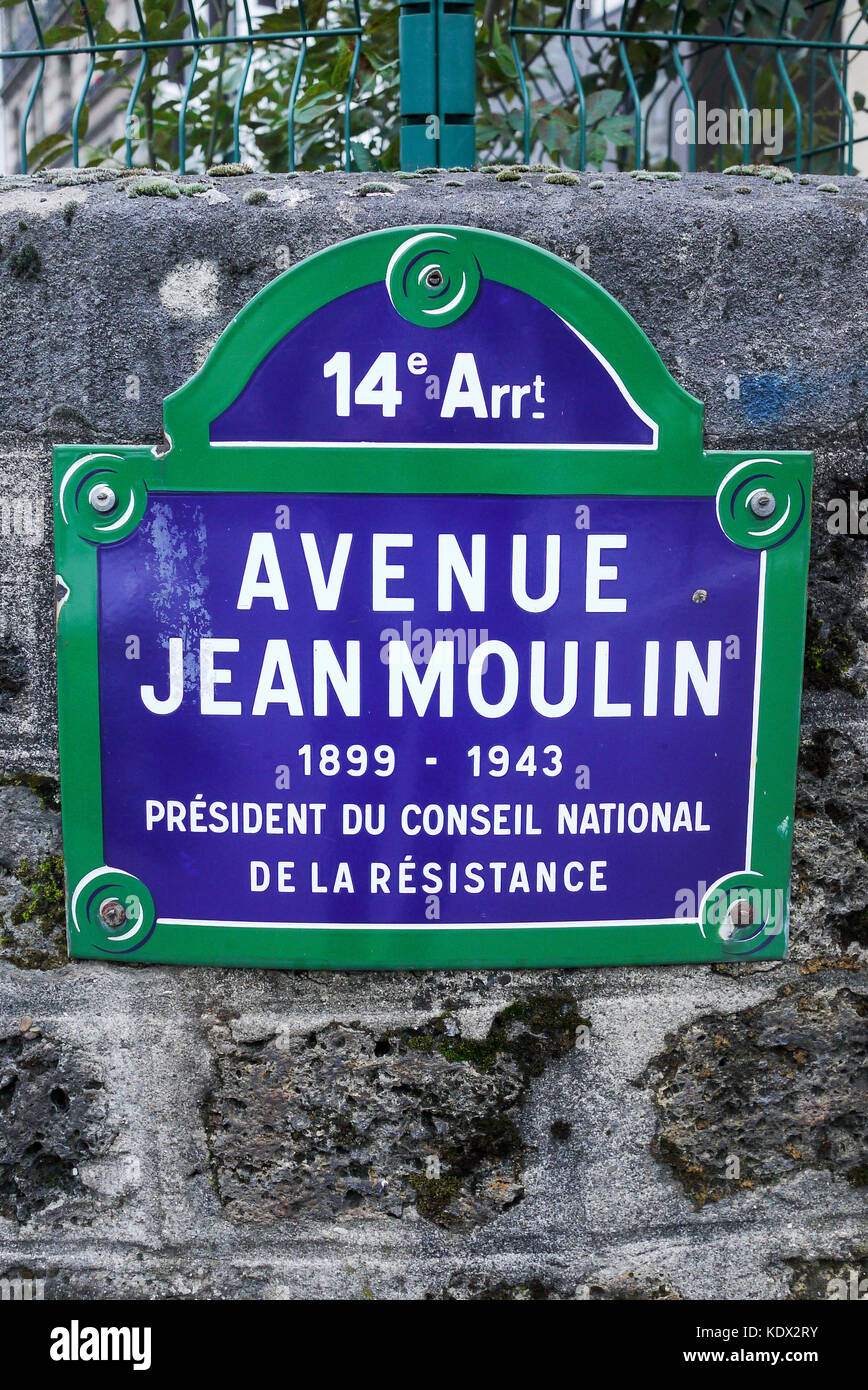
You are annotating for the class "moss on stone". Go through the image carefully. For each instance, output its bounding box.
[628,169,682,181]
[0,774,60,812]
[46,168,114,186]
[243,189,269,205]
[8,243,41,278]
[496,169,521,182]
[205,993,584,1229]
[438,1035,499,1069]
[126,178,179,200]
[389,991,585,1077]
[488,993,586,1077]
[544,172,579,186]
[803,606,861,695]
[207,161,253,177]
[11,856,66,936]
[1,855,68,970]
[408,1173,461,1222]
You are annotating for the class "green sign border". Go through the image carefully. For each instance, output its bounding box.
[54,226,812,969]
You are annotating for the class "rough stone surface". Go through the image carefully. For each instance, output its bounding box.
[785,1245,868,1300]
[0,169,865,1299]
[203,992,580,1228]
[0,782,65,969]
[643,977,867,1205]
[0,1026,113,1222]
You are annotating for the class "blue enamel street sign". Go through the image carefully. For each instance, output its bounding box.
[54,226,812,967]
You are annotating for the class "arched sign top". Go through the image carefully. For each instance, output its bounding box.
[162,226,703,461]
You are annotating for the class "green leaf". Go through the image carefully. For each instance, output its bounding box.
[490,20,517,82]
[596,114,635,146]
[349,139,373,171]
[25,130,72,172]
[586,88,622,123]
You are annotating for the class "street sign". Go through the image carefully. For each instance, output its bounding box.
[54,226,812,968]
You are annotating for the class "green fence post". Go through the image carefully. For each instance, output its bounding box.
[400,0,475,170]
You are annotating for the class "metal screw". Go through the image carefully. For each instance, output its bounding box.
[99,897,127,930]
[692,589,708,604]
[89,483,117,514]
[424,267,443,288]
[728,898,754,927]
[749,489,776,519]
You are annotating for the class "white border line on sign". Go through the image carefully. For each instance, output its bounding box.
[159,916,698,930]
[744,550,767,871]
[557,314,659,448]
[209,439,659,451]
[150,514,766,937]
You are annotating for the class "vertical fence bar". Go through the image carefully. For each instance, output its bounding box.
[287,35,307,173]
[562,36,585,168]
[438,0,475,166]
[72,0,97,167]
[232,0,255,164]
[826,0,853,174]
[343,0,363,171]
[20,0,46,173]
[723,0,751,165]
[618,38,641,168]
[400,0,474,168]
[826,50,853,174]
[668,0,695,173]
[178,0,202,174]
[509,0,532,164]
[399,0,437,167]
[125,0,149,168]
[670,48,695,172]
[775,0,801,172]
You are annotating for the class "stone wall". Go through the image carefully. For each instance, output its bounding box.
[0,166,865,1300]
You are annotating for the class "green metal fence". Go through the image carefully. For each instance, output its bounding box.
[0,1,865,176]
[501,2,868,174]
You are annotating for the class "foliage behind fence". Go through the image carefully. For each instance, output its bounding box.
[0,0,865,174]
